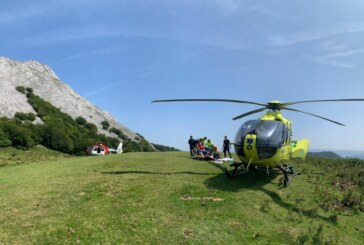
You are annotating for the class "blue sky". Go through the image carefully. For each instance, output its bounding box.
[2,0,364,151]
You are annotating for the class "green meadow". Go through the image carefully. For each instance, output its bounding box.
[0,150,363,244]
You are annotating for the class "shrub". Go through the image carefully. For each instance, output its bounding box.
[85,123,98,133]
[14,112,36,122]
[75,116,87,126]
[0,130,11,147]
[16,86,26,94]
[27,113,36,121]
[14,112,29,121]
[101,120,110,130]
[152,143,180,152]
[26,87,33,93]
[109,127,127,140]
[42,124,74,153]
[2,123,35,149]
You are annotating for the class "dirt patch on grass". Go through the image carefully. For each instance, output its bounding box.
[333,181,356,190]
[181,194,224,202]
[183,228,193,238]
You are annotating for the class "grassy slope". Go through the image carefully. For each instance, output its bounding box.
[0,152,363,244]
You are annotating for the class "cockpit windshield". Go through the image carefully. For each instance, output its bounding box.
[235,120,287,148]
[234,120,260,143]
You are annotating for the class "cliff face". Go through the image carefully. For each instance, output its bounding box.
[0,56,139,141]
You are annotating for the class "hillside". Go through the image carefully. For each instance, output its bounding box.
[308,151,342,159]
[0,152,362,244]
[0,57,143,142]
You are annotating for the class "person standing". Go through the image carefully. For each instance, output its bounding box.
[188,136,195,156]
[222,136,232,158]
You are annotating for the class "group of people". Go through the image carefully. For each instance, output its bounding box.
[188,135,232,160]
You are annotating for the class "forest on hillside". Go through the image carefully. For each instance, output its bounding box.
[0,87,155,155]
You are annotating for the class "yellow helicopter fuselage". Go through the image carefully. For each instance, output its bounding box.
[234,110,309,167]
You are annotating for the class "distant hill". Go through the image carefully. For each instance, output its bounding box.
[334,150,364,160]
[152,143,180,152]
[311,149,364,159]
[308,151,342,159]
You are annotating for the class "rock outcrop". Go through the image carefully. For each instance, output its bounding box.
[0,56,140,141]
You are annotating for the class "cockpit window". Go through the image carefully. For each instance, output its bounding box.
[234,120,260,144]
[235,120,287,148]
[256,121,285,148]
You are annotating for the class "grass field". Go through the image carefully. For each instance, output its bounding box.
[0,151,363,244]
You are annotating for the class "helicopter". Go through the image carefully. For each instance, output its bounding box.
[152,98,364,186]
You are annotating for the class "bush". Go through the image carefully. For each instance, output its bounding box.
[14,112,36,122]
[75,116,87,126]
[152,143,180,152]
[27,113,36,121]
[16,86,26,94]
[14,112,29,121]
[109,127,127,140]
[26,87,33,93]
[0,130,11,147]
[101,120,110,130]
[42,124,74,153]
[2,123,35,149]
[85,123,98,133]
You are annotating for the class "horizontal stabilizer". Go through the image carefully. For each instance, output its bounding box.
[291,139,310,160]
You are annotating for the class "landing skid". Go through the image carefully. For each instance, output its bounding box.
[277,164,301,187]
[224,162,301,187]
[224,162,255,179]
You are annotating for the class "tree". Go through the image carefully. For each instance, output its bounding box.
[0,130,11,147]
[84,123,98,134]
[75,116,87,126]
[26,87,33,93]
[42,124,74,153]
[14,112,29,121]
[101,120,110,130]
[16,86,26,94]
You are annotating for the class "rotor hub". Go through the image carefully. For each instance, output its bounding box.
[267,100,283,111]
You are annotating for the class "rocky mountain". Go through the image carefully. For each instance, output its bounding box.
[0,56,142,142]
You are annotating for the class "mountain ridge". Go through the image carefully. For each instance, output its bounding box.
[0,56,143,143]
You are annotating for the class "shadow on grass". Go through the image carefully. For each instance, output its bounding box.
[102,170,216,176]
[205,171,335,223]
[257,187,335,223]
[205,170,280,191]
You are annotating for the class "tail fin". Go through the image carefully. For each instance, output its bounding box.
[291,139,310,160]
[116,142,123,153]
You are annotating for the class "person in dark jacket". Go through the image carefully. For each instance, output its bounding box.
[222,136,232,158]
[188,136,196,156]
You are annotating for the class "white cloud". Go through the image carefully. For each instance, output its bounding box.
[305,49,364,69]
[322,42,347,51]
[85,71,152,97]
[306,56,353,69]
[269,23,364,46]
[269,32,321,46]
[50,45,127,64]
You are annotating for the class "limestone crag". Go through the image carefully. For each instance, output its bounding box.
[0,56,139,141]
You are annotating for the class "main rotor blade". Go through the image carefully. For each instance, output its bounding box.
[282,99,364,107]
[232,108,267,120]
[282,107,345,126]
[152,99,267,107]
